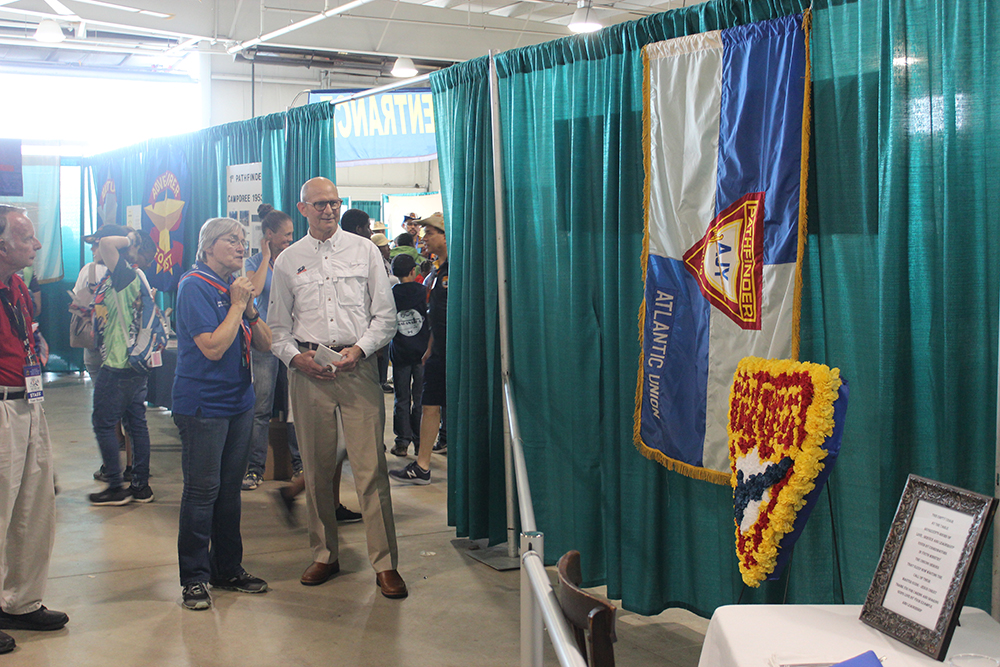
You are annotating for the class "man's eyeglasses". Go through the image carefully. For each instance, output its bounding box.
[304,199,343,211]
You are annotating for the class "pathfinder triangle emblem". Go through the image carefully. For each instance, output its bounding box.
[682,192,765,330]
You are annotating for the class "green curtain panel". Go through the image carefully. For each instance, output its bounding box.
[352,200,382,224]
[801,0,1000,612]
[282,103,338,237]
[432,57,508,540]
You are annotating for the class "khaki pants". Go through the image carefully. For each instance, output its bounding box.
[0,397,55,614]
[289,355,398,572]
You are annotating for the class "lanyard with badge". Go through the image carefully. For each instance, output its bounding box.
[0,287,42,403]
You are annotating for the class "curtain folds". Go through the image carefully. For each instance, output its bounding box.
[282,103,338,237]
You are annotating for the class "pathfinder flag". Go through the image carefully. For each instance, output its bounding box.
[635,15,809,484]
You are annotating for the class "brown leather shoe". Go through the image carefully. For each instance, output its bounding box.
[375,569,408,599]
[300,560,340,586]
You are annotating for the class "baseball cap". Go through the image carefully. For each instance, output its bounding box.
[82,224,132,244]
[391,253,417,278]
[371,233,390,247]
[418,212,445,233]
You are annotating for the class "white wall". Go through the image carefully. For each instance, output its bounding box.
[206,54,440,211]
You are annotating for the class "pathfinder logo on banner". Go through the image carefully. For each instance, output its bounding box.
[635,15,809,484]
[683,192,765,330]
[142,147,189,292]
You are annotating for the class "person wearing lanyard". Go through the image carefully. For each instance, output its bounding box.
[0,206,68,654]
[268,177,405,598]
[172,217,273,611]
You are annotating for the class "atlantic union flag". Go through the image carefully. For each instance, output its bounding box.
[635,15,809,484]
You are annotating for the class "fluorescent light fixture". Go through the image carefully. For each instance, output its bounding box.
[70,0,172,18]
[34,19,65,43]
[391,57,417,78]
[228,0,377,54]
[568,0,601,33]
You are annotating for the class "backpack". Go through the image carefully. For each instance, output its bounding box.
[94,267,169,373]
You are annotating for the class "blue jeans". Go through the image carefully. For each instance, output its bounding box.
[175,409,253,585]
[246,348,301,476]
[91,366,151,488]
[392,362,423,448]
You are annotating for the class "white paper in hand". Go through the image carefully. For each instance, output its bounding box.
[314,344,343,373]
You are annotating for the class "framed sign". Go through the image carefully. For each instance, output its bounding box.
[860,475,997,660]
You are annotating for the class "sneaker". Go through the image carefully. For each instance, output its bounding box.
[381,382,394,393]
[241,471,262,491]
[389,461,431,485]
[336,504,362,523]
[93,465,133,483]
[129,484,155,503]
[390,442,409,457]
[272,489,297,527]
[432,439,447,455]
[89,485,132,506]
[291,467,303,480]
[209,570,268,594]
[182,582,212,610]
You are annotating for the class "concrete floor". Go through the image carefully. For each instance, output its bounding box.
[4,372,707,667]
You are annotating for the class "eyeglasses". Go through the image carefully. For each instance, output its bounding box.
[304,199,343,211]
[220,234,248,252]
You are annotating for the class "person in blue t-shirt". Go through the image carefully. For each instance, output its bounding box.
[172,217,273,612]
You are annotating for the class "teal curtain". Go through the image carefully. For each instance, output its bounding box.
[441,0,815,617]
[282,103,338,237]
[352,200,382,224]
[433,57,507,538]
[444,0,1000,616]
[800,0,1000,612]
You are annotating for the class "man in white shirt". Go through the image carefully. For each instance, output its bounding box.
[267,177,406,598]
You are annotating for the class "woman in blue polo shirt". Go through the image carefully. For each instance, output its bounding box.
[172,217,273,611]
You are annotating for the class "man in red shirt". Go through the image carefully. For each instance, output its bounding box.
[0,206,68,654]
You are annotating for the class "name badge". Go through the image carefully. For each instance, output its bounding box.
[149,350,163,368]
[24,363,43,403]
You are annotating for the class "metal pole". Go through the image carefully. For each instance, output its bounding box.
[489,49,518,559]
[522,549,589,667]
[520,532,545,667]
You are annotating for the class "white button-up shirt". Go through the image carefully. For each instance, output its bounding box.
[268,226,396,365]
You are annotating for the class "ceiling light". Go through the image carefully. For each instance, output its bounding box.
[34,19,65,43]
[568,0,601,33]
[391,57,417,78]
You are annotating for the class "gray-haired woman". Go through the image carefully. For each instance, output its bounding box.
[172,217,272,611]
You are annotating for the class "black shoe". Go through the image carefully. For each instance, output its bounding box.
[381,382,394,393]
[0,630,13,654]
[209,570,267,594]
[272,489,297,527]
[336,504,362,523]
[390,442,409,457]
[89,485,132,506]
[432,439,447,455]
[129,484,154,503]
[93,465,132,483]
[182,583,211,611]
[0,606,68,631]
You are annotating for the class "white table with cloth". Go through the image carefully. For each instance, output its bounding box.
[697,604,1000,667]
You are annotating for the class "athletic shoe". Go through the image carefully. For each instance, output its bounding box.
[241,471,262,491]
[336,504,362,523]
[209,570,268,594]
[390,442,409,457]
[389,461,430,485]
[432,439,447,455]
[89,485,132,506]
[129,484,155,503]
[93,465,133,483]
[182,583,211,610]
[381,382,394,393]
[0,630,13,654]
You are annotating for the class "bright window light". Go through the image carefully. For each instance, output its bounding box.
[0,68,202,156]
